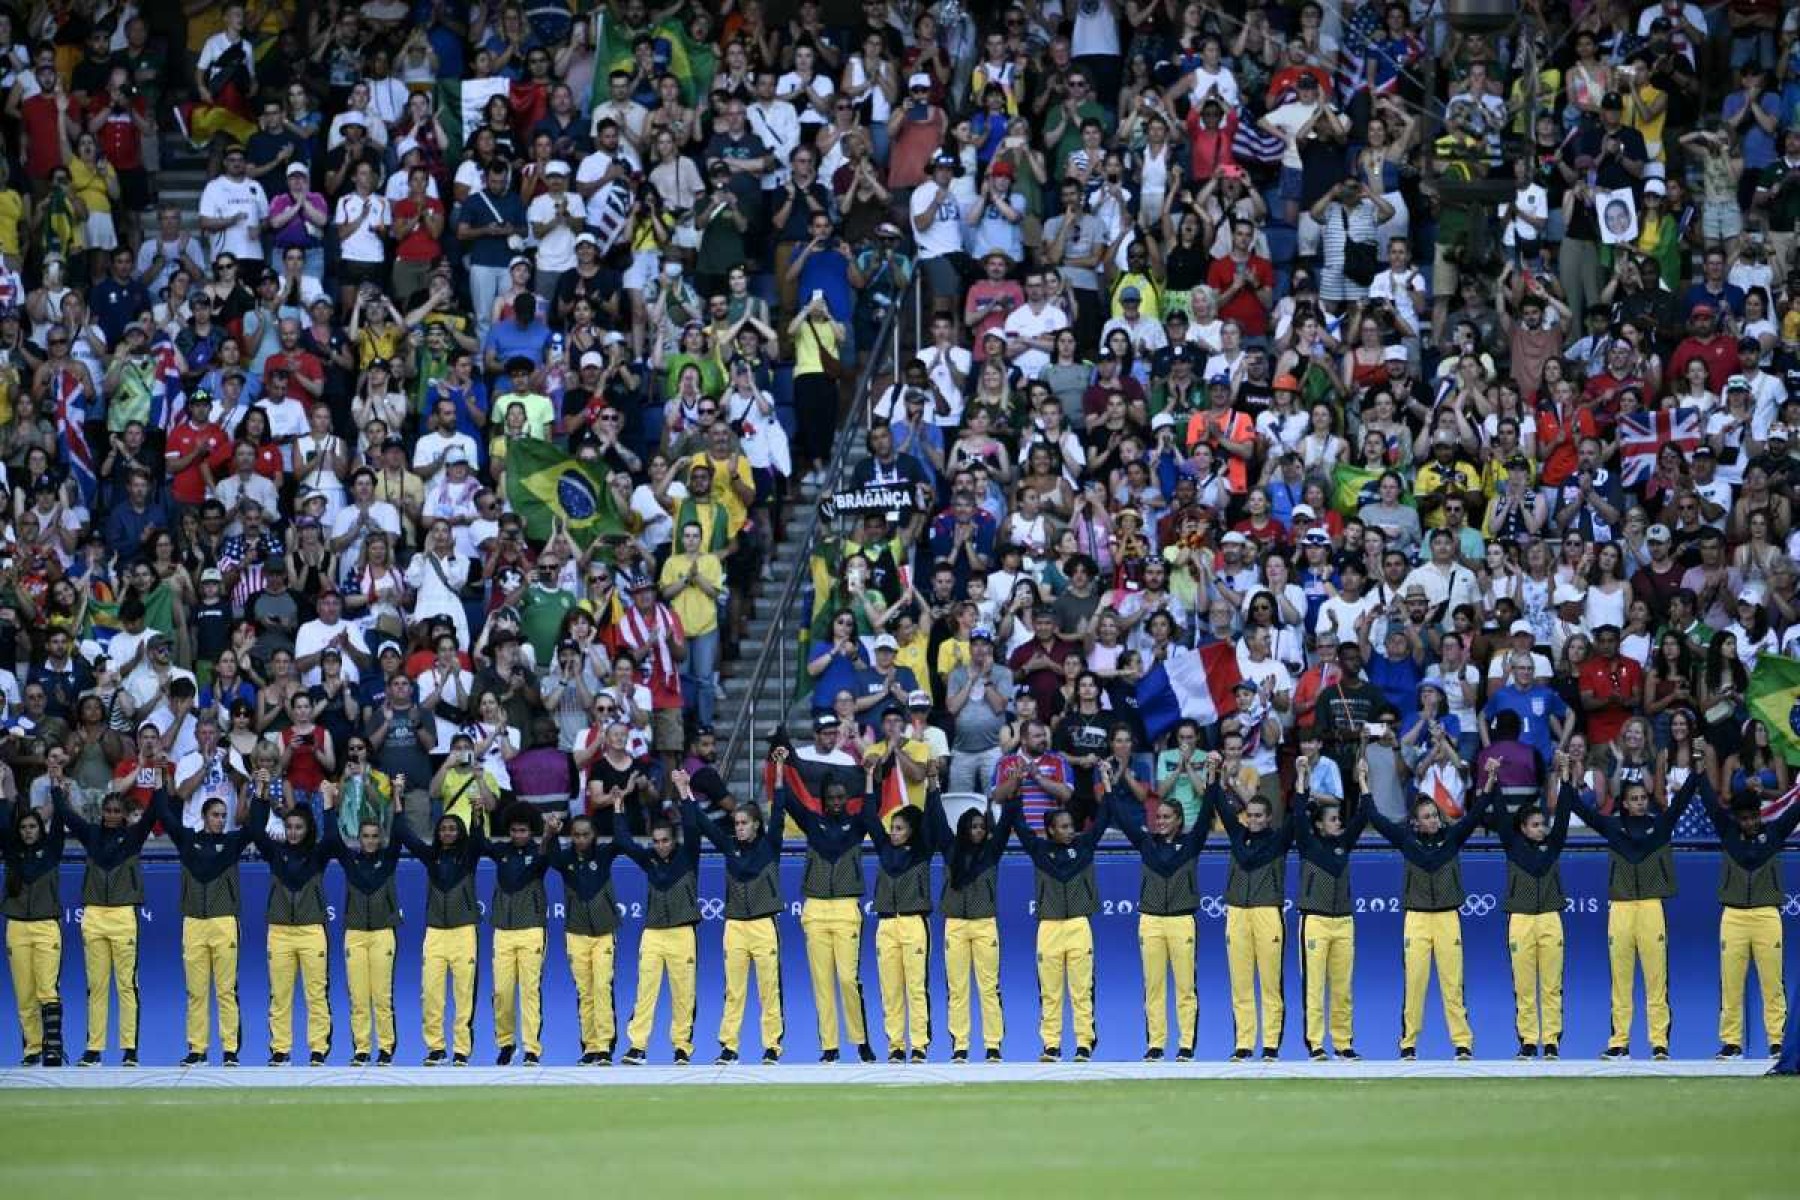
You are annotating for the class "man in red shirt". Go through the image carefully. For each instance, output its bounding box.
[1576,624,1643,745]
[1205,218,1274,339]
[1534,377,1596,488]
[962,251,1024,356]
[1664,305,1737,393]
[165,391,234,507]
[264,317,326,406]
[1007,608,1078,720]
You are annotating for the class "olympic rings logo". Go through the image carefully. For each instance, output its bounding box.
[1781,894,1800,918]
[1199,897,1228,920]
[1460,894,1497,917]
[698,898,726,921]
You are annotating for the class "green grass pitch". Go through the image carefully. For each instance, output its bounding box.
[2,1080,1794,1196]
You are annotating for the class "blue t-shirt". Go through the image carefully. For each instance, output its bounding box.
[796,250,854,325]
[455,189,528,269]
[482,319,553,373]
[1482,685,1568,765]
[1368,650,1424,728]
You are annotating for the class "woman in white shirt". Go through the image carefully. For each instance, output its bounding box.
[1582,542,1630,631]
[630,453,682,557]
[461,691,521,793]
[404,519,472,643]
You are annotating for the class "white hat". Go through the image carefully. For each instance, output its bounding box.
[1221,531,1251,547]
[544,160,572,177]
[574,232,599,247]
[1553,583,1585,605]
[1150,412,1175,432]
[1508,619,1535,637]
[579,351,605,369]
[1383,345,1408,363]
[445,447,470,465]
[393,137,421,160]
[602,330,628,347]
[872,634,898,652]
[1291,503,1317,520]
[285,161,310,176]
[1643,177,1666,196]
[907,72,932,89]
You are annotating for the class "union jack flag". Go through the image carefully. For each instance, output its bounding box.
[1618,407,1701,487]
[147,334,185,434]
[50,368,95,505]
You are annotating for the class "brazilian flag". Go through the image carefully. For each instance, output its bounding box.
[1329,462,1414,517]
[1748,654,1800,765]
[507,440,628,548]
[87,580,175,641]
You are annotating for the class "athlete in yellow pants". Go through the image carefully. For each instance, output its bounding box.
[421,926,479,1058]
[551,810,625,1064]
[613,790,703,1063]
[486,808,558,1064]
[1109,790,1207,1060]
[785,774,874,1061]
[154,791,257,1065]
[1498,777,1575,1057]
[930,794,1009,1062]
[876,914,931,1055]
[53,788,153,1064]
[80,905,140,1058]
[1217,791,1291,1058]
[1291,769,1368,1061]
[690,793,787,1063]
[1010,801,1109,1061]
[324,797,405,1064]
[252,801,334,1064]
[1367,792,1486,1058]
[395,800,486,1064]
[1706,788,1800,1057]
[1570,777,1695,1058]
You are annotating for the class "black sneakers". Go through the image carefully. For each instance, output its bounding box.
[985,1048,1002,1062]
[621,1047,647,1066]
[180,1052,204,1067]
[1261,1048,1279,1062]
[522,1053,540,1065]
[1336,1049,1361,1061]
[423,1050,447,1066]
[267,1052,291,1066]
[951,1049,969,1064]
[716,1048,739,1065]
[1543,1044,1559,1060]
[309,1052,326,1066]
[909,1048,927,1063]
[496,1045,516,1066]
[1229,1048,1252,1061]
[819,1048,840,1063]
[888,1048,906,1063]
[222,1051,239,1068]
[595,1051,613,1066]
[1399,1048,1417,1060]
[761,1048,780,1064]
[1601,1046,1629,1059]
[79,1051,102,1067]
[1718,1044,1744,1060]
[1516,1043,1537,1060]
[121,1050,138,1068]
[452,1053,469,1066]
[1143,1047,1164,1062]
[350,1053,370,1067]
[672,1049,691,1066]
[856,1043,877,1063]
[1454,1047,1473,1061]
[1039,1046,1061,1063]
[1073,1046,1092,1062]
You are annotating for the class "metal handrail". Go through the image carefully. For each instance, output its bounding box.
[720,275,921,790]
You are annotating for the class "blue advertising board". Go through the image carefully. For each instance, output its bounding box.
[7,850,1793,1063]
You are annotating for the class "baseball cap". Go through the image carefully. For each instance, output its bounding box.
[1150,411,1175,432]
[1273,374,1300,392]
[1691,303,1716,318]
[1769,425,1790,441]
[1120,286,1142,302]
[1207,372,1231,388]
[1383,345,1408,363]
[285,161,310,176]
[199,568,223,584]
[1291,504,1317,521]
[813,713,841,732]
[907,690,932,710]
[544,160,571,177]
[909,72,932,89]
[1736,337,1761,354]
[1646,524,1672,542]
[580,350,605,369]
[381,433,405,450]
[989,160,1015,179]
[574,232,599,248]
[1509,619,1534,637]
[444,447,470,465]
[876,221,903,238]
[377,641,402,658]
[1643,177,1666,197]
[1221,531,1250,547]
[872,634,898,652]
[970,626,994,642]
[931,151,957,169]
[1600,91,1623,109]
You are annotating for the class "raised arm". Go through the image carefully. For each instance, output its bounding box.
[1107,788,1149,851]
[611,802,652,868]
[1445,789,1492,849]
[50,785,95,847]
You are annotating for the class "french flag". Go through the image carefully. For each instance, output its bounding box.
[1137,642,1242,743]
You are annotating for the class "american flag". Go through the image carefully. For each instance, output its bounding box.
[1618,407,1701,487]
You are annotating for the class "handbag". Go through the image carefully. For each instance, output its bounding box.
[1339,206,1378,286]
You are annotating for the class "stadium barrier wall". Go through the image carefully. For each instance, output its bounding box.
[10,851,1792,1062]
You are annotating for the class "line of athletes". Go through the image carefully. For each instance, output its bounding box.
[3,746,1794,1069]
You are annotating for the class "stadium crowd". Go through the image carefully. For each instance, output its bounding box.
[0,0,1799,1072]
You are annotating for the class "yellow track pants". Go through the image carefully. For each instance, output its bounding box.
[1225,905,1285,1052]
[1401,910,1469,1052]
[421,925,478,1056]
[266,924,330,1056]
[1139,913,1197,1053]
[344,928,396,1057]
[1036,917,1095,1051]
[943,916,1002,1054]
[80,905,138,1053]
[5,919,60,1056]
[492,927,546,1056]
[1507,912,1564,1047]
[801,897,866,1052]
[566,931,617,1055]
[1719,906,1785,1049]
[876,914,930,1053]
[718,917,783,1055]
[182,916,239,1054]
[1607,899,1669,1050]
[1301,914,1354,1054]
[627,925,697,1055]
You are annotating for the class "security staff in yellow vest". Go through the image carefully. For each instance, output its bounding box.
[1107,776,1208,1062]
[2,796,69,1066]
[1495,757,1576,1061]
[152,790,261,1066]
[485,805,557,1065]
[1009,791,1111,1062]
[611,778,703,1065]
[858,782,935,1062]
[785,771,877,1063]
[248,791,334,1065]
[1211,759,1294,1061]
[1291,758,1371,1061]
[53,779,154,1066]
[1569,775,1699,1060]
[692,773,787,1064]
[549,803,625,1065]
[322,785,404,1065]
[394,796,485,1065]
[927,792,1012,1062]
[1365,786,1491,1060]
[1703,780,1800,1061]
